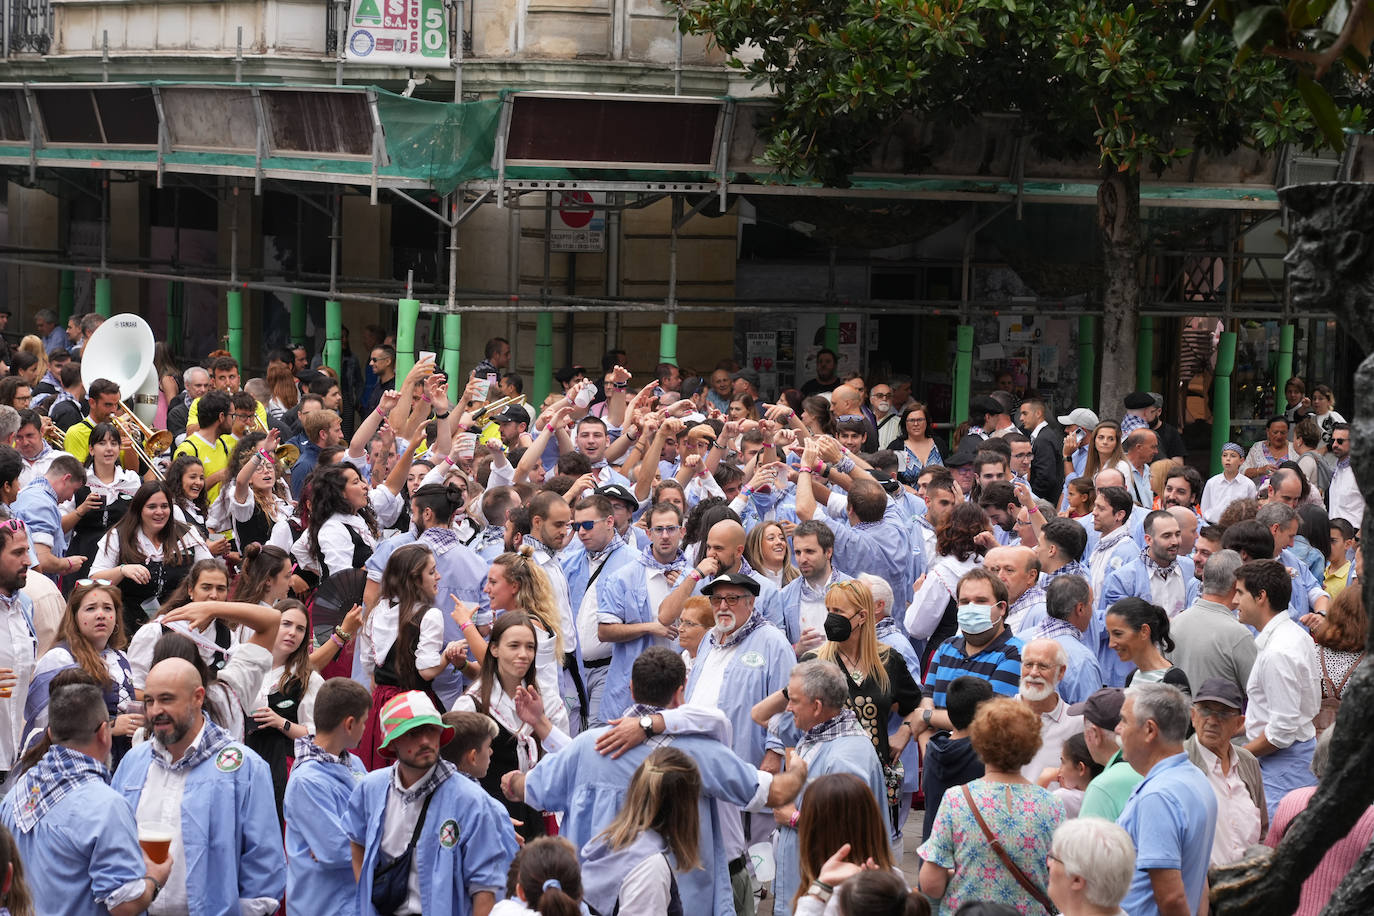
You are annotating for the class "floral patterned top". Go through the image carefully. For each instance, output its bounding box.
[918,779,1066,916]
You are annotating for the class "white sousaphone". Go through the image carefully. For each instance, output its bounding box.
[79,313,171,454]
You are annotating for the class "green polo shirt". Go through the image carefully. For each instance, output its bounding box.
[1079,749,1144,822]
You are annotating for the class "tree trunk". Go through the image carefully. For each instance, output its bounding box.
[1096,167,1141,420]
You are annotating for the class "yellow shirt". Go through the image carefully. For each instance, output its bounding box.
[1325,560,1351,599]
[62,417,98,463]
[186,396,267,434]
[173,432,235,505]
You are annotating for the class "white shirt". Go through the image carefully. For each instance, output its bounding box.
[16,447,68,490]
[135,721,280,916]
[531,543,577,654]
[1148,560,1188,618]
[251,665,324,732]
[226,490,296,553]
[905,554,979,640]
[1329,462,1365,530]
[1200,472,1257,525]
[380,764,440,916]
[291,514,379,577]
[1245,613,1320,748]
[1018,695,1083,783]
[358,601,445,682]
[1116,458,1154,507]
[689,636,742,710]
[127,619,243,690]
[92,527,212,578]
[0,593,37,770]
[577,557,614,662]
[1194,741,1262,867]
[617,836,673,916]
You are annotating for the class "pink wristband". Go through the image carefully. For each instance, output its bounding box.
[789,810,799,828]
[258,450,272,463]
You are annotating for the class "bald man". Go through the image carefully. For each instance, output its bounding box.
[986,545,1047,635]
[658,518,785,633]
[112,658,285,915]
[830,384,876,450]
[1168,505,1199,557]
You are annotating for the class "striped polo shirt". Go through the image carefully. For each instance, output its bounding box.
[922,628,1024,707]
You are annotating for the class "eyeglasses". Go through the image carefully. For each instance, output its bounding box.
[708,594,749,608]
[1021,660,1060,672]
[571,520,605,532]
[1193,705,1241,719]
[649,525,681,536]
[1047,853,1063,866]
[678,619,706,630]
[75,578,113,588]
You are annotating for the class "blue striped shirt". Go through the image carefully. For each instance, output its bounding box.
[922,628,1024,707]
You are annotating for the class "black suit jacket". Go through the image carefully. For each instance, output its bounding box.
[1030,427,1065,502]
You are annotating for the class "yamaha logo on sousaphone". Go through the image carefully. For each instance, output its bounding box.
[80,313,174,476]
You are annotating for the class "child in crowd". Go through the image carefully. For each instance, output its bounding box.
[492,837,585,916]
[920,675,996,842]
[1201,442,1257,524]
[1327,519,1355,599]
[1049,732,1103,818]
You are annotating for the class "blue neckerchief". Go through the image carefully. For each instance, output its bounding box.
[154,714,232,774]
[420,524,461,557]
[293,736,358,771]
[637,545,685,574]
[391,758,456,804]
[711,609,767,651]
[11,745,111,832]
[1140,549,1178,581]
[796,708,866,756]
[587,533,627,566]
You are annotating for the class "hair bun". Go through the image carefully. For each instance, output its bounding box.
[517,544,535,559]
[243,542,263,562]
[445,482,466,505]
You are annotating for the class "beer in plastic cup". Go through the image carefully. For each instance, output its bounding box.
[139,824,174,864]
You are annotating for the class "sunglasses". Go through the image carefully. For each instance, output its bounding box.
[0,519,24,532]
[76,578,113,588]
[571,520,606,532]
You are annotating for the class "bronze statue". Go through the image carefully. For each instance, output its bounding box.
[1210,182,1374,915]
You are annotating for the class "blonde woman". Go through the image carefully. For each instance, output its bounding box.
[753,579,922,818]
[580,747,702,916]
[744,520,799,587]
[451,546,568,726]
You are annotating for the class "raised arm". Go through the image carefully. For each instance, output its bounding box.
[159,600,282,653]
[349,389,401,460]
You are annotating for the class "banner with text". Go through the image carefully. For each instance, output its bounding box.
[346,0,449,66]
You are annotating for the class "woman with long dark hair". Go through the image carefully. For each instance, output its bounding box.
[292,462,404,584]
[357,543,449,768]
[580,747,702,916]
[64,422,140,579]
[89,480,210,633]
[792,773,899,912]
[23,581,139,766]
[165,455,218,550]
[452,611,569,842]
[887,403,942,486]
[245,599,323,819]
[220,430,295,553]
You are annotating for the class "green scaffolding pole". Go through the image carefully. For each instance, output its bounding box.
[1274,323,1294,411]
[395,298,421,383]
[824,314,840,353]
[94,278,112,317]
[324,300,342,374]
[1137,316,1153,392]
[58,270,74,324]
[533,313,554,407]
[442,314,462,401]
[952,324,974,426]
[1211,330,1237,476]
[1077,316,1096,409]
[226,291,244,366]
[290,294,307,347]
[659,323,678,366]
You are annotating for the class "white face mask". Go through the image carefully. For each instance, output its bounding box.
[957,602,997,636]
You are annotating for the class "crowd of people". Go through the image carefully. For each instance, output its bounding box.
[0,316,1361,916]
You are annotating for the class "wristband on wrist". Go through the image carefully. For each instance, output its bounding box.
[688,569,703,581]
[444,455,455,466]
[435,410,451,421]
[375,407,387,417]
[789,810,800,828]
[258,450,272,463]
[798,467,813,474]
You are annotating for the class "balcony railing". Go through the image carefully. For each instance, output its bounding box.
[6,0,53,55]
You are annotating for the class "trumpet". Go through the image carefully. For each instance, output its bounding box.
[114,403,174,456]
[41,418,65,449]
[247,413,301,465]
[470,393,527,424]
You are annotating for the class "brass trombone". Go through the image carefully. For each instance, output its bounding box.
[247,413,301,465]
[110,416,165,482]
[470,393,527,424]
[114,403,174,456]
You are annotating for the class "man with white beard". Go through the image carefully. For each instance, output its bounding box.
[1017,637,1084,782]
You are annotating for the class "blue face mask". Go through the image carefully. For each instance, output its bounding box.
[957,602,998,636]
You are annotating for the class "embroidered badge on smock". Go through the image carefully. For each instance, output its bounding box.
[216,748,244,772]
[439,819,459,848]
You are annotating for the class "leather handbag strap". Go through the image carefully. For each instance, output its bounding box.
[961,784,1056,916]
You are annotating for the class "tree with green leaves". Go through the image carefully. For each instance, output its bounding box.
[676,0,1365,417]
